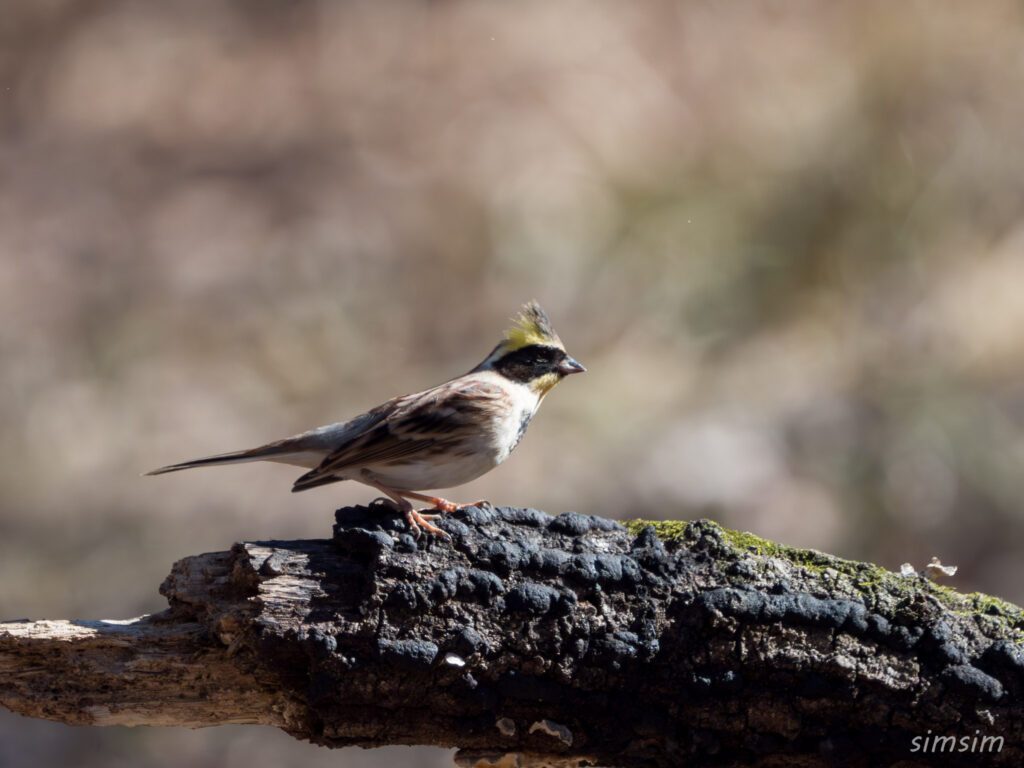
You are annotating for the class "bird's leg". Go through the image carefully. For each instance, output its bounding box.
[361,478,450,538]
[395,490,490,514]
[397,490,460,513]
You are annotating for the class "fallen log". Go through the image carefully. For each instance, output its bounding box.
[2,503,1022,767]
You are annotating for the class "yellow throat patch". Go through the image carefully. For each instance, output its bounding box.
[530,371,562,398]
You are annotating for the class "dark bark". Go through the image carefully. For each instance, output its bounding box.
[2,503,1023,767]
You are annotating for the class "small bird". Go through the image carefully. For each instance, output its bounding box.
[147,301,585,536]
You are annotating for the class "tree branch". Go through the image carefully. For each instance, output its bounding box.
[2,504,1023,767]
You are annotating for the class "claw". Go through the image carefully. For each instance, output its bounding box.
[405,508,451,538]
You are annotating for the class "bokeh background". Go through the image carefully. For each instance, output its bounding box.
[4,1,1024,766]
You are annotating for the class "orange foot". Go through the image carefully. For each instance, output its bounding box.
[400,495,493,536]
[427,499,485,513]
[404,508,450,538]
[400,492,491,515]
[366,481,494,538]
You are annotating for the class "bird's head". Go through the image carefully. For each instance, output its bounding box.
[476,301,585,396]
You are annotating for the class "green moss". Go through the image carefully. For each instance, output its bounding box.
[966,591,1024,622]
[625,519,692,542]
[625,518,1024,636]
[626,518,868,575]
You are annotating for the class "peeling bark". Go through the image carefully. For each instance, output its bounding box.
[2,504,1023,767]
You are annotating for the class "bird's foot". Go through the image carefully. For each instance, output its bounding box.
[376,490,492,537]
[427,497,460,513]
[411,498,493,536]
[420,496,492,514]
[405,508,451,538]
[369,495,449,538]
[403,495,491,537]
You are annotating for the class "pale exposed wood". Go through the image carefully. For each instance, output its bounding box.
[0,616,279,727]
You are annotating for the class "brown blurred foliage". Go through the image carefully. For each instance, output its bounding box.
[4,2,1024,766]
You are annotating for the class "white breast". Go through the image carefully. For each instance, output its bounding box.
[366,377,542,491]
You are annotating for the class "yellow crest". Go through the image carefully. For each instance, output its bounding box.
[504,301,562,351]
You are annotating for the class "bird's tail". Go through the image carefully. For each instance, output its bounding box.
[144,440,312,476]
[144,449,270,476]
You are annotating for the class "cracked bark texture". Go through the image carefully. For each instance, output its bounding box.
[2,503,1023,768]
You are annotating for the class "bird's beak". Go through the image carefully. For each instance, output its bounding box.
[558,356,586,376]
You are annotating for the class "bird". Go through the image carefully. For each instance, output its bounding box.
[146,301,585,536]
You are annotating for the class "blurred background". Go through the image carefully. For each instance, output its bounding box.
[3,0,1024,765]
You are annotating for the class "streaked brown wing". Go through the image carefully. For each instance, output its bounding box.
[292,378,506,489]
[387,379,505,441]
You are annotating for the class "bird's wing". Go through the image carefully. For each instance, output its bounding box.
[292,378,506,491]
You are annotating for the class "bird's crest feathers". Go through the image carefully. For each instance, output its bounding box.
[504,301,562,351]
